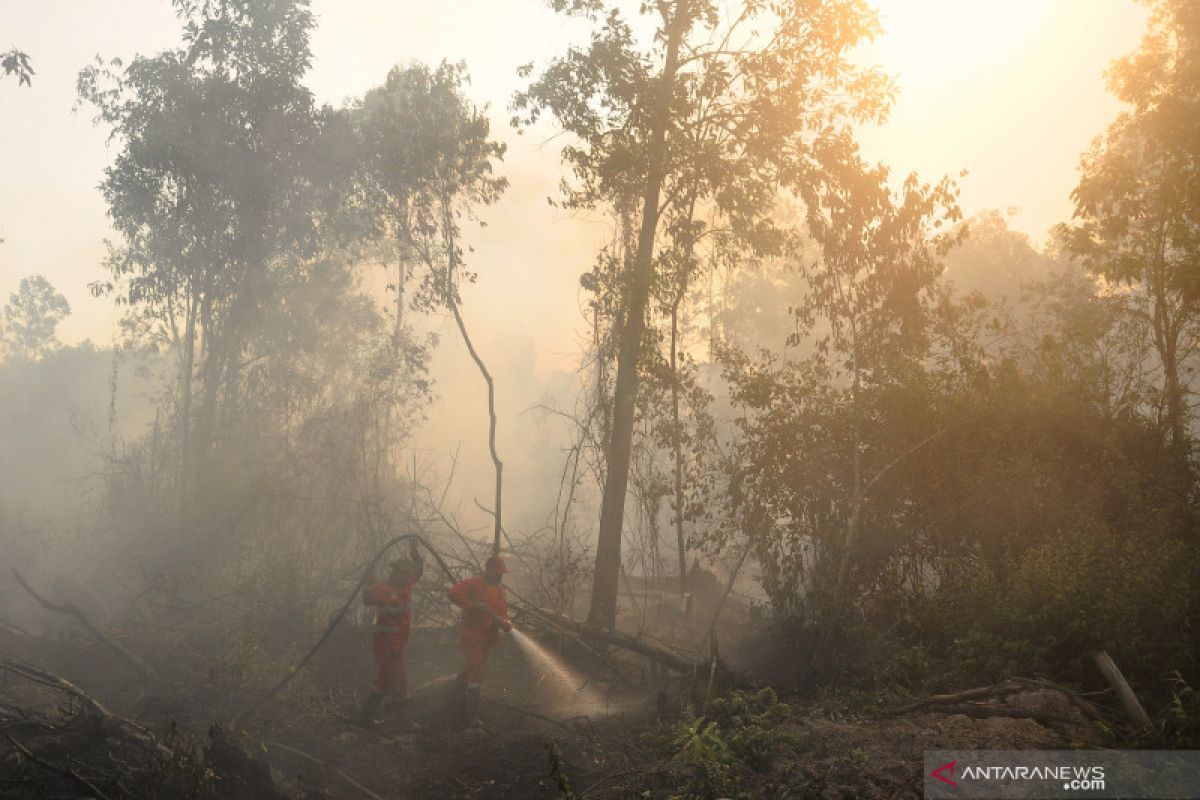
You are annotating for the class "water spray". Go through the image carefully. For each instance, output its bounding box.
[507,626,610,716]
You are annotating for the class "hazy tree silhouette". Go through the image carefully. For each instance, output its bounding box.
[2,275,70,361]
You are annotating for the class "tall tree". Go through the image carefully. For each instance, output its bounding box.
[516,0,891,628]
[1059,0,1200,479]
[794,146,961,669]
[1,275,70,361]
[79,0,326,533]
[358,61,508,554]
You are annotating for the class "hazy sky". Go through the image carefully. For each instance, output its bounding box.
[0,1,1150,531]
[0,0,1147,349]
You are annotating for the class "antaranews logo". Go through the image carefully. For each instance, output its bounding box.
[924,750,1200,799]
[928,755,1104,794]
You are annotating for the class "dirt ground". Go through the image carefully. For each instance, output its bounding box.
[0,617,1098,799]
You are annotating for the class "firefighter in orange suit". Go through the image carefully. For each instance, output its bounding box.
[359,541,423,727]
[447,555,512,726]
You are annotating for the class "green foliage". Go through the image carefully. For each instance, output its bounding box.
[1159,672,1200,748]
[1,48,33,86]
[517,0,897,629]
[705,688,796,772]
[655,689,796,799]
[668,717,735,799]
[545,739,578,800]
[357,60,507,314]
[73,0,436,612]
[719,213,1199,689]
[1,275,70,362]
[1057,0,1200,463]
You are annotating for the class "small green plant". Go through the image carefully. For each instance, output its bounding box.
[845,747,869,765]
[657,688,797,799]
[706,687,796,771]
[1160,672,1200,748]
[670,717,735,799]
[545,739,578,800]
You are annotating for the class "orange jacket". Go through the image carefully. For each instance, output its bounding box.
[448,576,509,643]
[364,579,417,639]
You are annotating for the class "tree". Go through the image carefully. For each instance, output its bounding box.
[1058,0,1200,480]
[357,61,508,554]
[516,0,891,629]
[2,49,33,86]
[717,148,960,676]
[79,0,328,532]
[78,1,436,600]
[2,275,70,361]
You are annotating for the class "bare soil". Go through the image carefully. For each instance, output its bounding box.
[0,621,1098,799]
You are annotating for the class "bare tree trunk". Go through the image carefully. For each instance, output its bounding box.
[588,11,684,630]
[448,298,503,556]
[442,208,504,556]
[395,252,406,345]
[1161,332,1189,479]
[670,299,688,600]
[178,291,197,534]
[1148,210,1191,483]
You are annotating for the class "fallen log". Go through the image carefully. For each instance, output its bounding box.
[0,658,114,718]
[886,680,1024,716]
[11,569,159,684]
[0,659,165,755]
[886,677,1103,728]
[515,603,695,675]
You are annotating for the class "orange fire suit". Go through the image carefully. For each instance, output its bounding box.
[364,578,418,697]
[447,576,510,685]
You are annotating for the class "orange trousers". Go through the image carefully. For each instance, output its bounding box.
[460,636,494,684]
[373,641,409,697]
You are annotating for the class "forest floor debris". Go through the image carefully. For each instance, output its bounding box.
[0,618,1119,799]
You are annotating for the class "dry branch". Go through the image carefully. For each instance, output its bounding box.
[516,603,695,674]
[0,659,164,754]
[265,739,385,800]
[7,733,113,800]
[886,676,1104,732]
[11,569,159,684]
[886,681,1023,716]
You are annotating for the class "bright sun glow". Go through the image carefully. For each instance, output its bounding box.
[869,0,1051,85]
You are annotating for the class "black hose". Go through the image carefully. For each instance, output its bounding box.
[233,533,459,726]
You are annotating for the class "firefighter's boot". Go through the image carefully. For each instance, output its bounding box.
[358,692,385,727]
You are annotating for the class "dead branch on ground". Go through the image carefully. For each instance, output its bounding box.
[12,569,159,684]
[886,676,1105,730]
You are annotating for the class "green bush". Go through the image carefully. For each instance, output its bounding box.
[669,717,735,799]
[910,524,1196,690]
[1007,525,1193,681]
[656,688,797,799]
[705,688,795,771]
[1159,672,1200,748]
